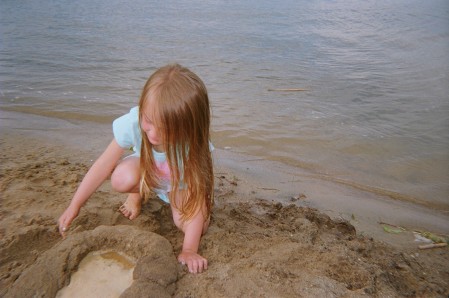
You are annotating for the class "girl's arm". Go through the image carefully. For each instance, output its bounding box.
[178,213,208,274]
[58,139,125,237]
[171,192,209,274]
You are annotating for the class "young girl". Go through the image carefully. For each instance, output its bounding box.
[58,64,214,274]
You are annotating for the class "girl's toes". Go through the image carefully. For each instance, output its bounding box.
[125,210,131,218]
[120,206,130,218]
[129,211,138,220]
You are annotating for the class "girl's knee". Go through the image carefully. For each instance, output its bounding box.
[111,171,134,192]
[172,214,184,231]
[111,158,140,193]
[172,213,210,235]
[202,216,210,235]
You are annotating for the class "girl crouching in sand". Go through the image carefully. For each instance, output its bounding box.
[58,64,214,274]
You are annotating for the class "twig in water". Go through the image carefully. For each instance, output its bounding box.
[268,88,309,92]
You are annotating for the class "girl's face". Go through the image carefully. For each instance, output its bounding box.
[141,96,164,152]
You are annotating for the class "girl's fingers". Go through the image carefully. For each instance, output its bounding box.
[189,260,198,274]
[178,253,207,274]
[188,259,207,274]
[59,222,68,237]
[58,216,71,237]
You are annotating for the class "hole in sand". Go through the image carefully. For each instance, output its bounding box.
[7,226,177,297]
[56,251,135,298]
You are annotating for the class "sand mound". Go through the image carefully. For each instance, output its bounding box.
[5,225,177,298]
[190,199,448,297]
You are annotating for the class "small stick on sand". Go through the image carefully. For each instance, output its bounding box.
[258,187,280,192]
[418,243,448,250]
[378,221,406,231]
[268,88,309,92]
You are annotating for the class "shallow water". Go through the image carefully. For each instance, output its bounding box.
[1,0,448,207]
[56,251,134,298]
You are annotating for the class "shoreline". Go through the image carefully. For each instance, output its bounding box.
[1,109,448,247]
[215,147,449,248]
[3,104,448,210]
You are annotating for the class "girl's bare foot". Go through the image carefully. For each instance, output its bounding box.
[119,193,142,220]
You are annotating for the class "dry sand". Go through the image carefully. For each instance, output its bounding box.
[1,111,448,297]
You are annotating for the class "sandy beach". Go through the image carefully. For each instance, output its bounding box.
[1,110,448,297]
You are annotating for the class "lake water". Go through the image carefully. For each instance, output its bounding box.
[1,0,448,208]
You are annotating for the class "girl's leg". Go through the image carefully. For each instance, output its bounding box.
[111,156,142,220]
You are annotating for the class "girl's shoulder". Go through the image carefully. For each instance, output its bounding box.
[115,106,139,123]
[128,106,139,118]
[112,106,141,150]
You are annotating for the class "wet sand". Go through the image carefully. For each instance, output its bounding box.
[56,251,135,298]
[1,110,448,297]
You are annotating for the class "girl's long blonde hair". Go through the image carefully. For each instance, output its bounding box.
[139,64,214,222]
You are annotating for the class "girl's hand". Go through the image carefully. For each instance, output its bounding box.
[178,250,208,274]
[58,205,79,238]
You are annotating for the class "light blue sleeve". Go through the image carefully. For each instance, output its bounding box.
[112,107,140,151]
